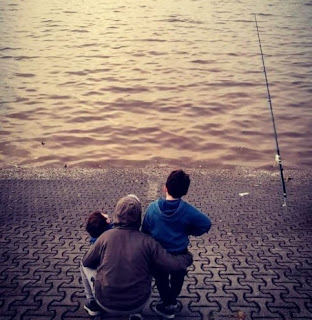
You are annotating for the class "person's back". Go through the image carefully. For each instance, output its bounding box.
[142,197,211,252]
[142,169,211,252]
[81,194,193,319]
[84,226,191,311]
[142,170,212,319]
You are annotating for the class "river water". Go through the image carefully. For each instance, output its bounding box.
[1,0,311,169]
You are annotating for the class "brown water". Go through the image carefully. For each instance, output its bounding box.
[0,0,311,169]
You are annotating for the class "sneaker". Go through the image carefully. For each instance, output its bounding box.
[84,300,103,316]
[171,300,182,312]
[153,302,175,319]
[129,314,143,320]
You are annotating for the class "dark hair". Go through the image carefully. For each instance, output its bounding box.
[86,211,110,238]
[166,170,190,198]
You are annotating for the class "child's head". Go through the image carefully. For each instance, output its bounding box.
[165,169,190,198]
[86,211,111,238]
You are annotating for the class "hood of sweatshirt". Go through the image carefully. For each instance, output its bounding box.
[113,195,142,229]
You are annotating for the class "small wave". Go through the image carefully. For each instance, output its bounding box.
[66,71,88,76]
[209,81,258,88]
[132,53,146,57]
[206,68,223,73]
[159,17,204,25]
[48,95,72,100]
[154,85,177,91]
[231,19,254,23]
[257,13,274,17]
[25,100,41,105]
[111,45,127,50]
[60,81,78,86]
[71,29,89,33]
[15,56,40,61]
[227,53,240,57]
[220,92,250,99]
[6,111,35,120]
[82,91,103,97]
[15,97,30,102]
[76,43,98,48]
[42,24,61,28]
[136,38,167,42]
[0,47,20,51]
[149,51,167,56]
[76,54,111,59]
[279,131,306,138]
[66,116,109,123]
[86,68,111,74]
[191,59,215,65]
[100,86,150,93]
[0,143,31,158]
[15,73,36,78]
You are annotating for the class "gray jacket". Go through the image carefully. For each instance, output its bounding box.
[82,226,193,311]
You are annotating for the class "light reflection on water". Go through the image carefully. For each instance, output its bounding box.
[0,0,311,169]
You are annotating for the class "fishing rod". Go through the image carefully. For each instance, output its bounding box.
[254,13,287,209]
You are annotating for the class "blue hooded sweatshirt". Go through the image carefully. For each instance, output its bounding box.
[142,199,211,253]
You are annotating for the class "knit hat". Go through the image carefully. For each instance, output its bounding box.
[113,194,142,229]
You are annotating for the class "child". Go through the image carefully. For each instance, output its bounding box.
[142,169,212,319]
[86,211,112,244]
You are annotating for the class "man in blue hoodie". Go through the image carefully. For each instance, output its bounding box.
[142,169,212,319]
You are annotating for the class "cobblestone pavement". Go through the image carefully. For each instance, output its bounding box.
[0,166,311,320]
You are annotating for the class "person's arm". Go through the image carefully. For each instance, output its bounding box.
[149,239,193,271]
[82,237,104,269]
[186,207,212,236]
[141,215,149,234]
[141,204,152,234]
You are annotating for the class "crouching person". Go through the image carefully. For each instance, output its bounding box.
[80,194,193,320]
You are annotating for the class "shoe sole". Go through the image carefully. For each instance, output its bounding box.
[152,306,175,319]
[129,314,143,320]
[172,301,182,312]
[83,305,102,317]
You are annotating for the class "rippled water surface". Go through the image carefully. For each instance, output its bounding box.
[1,0,311,169]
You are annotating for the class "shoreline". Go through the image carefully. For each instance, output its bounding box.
[1,164,311,184]
[1,155,308,173]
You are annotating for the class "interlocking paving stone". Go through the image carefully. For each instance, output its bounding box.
[0,166,311,320]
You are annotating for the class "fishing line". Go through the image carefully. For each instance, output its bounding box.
[254,13,287,210]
